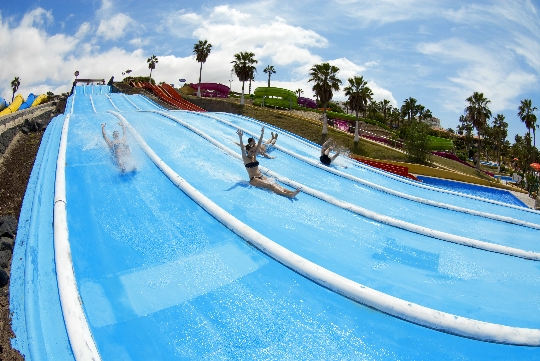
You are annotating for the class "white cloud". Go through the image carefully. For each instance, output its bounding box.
[75,22,91,38]
[418,38,537,113]
[96,13,134,40]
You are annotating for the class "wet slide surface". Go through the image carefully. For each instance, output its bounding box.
[10,87,540,360]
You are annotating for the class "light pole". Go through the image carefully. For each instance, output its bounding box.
[228,79,233,90]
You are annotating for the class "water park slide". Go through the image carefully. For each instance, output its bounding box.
[31,94,48,107]
[207,112,540,225]
[18,93,36,111]
[189,82,230,98]
[0,94,23,116]
[253,87,298,108]
[0,96,7,111]
[11,87,540,359]
[160,83,206,112]
[139,82,205,112]
[123,111,540,330]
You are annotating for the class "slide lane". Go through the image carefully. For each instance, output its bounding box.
[121,110,540,330]
[154,111,540,254]
[10,114,73,360]
[107,93,139,112]
[55,108,533,360]
[211,112,540,224]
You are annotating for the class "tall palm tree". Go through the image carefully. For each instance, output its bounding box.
[457,114,474,160]
[231,51,258,105]
[147,55,158,83]
[295,88,304,97]
[491,114,508,172]
[359,86,373,119]
[263,65,276,87]
[465,92,492,171]
[344,76,369,142]
[308,62,342,134]
[193,40,212,97]
[380,99,391,125]
[401,97,418,122]
[11,77,20,102]
[518,98,538,147]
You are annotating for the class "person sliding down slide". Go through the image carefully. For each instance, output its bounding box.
[237,127,300,198]
[102,122,134,172]
[235,131,279,159]
[319,138,340,166]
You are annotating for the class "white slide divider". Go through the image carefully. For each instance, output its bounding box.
[110,110,540,346]
[88,95,97,113]
[105,94,122,112]
[194,111,540,230]
[54,113,102,361]
[143,110,540,261]
[121,94,142,110]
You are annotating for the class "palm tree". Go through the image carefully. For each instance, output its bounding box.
[193,40,212,97]
[147,55,158,83]
[401,97,418,122]
[491,114,508,172]
[263,65,276,87]
[231,51,258,105]
[465,92,492,171]
[295,88,304,97]
[359,86,373,119]
[380,99,391,125]
[308,62,342,134]
[344,76,369,142]
[122,69,132,76]
[11,77,20,102]
[518,99,538,147]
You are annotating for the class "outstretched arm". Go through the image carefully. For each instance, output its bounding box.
[101,124,112,148]
[119,121,127,142]
[236,129,247,160]
[330,148,340,162]
[254,126,265,154]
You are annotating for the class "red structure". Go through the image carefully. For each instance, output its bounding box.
[135,82,206,112]
[351,156,419,181]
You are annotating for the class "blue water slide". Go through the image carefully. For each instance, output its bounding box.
[10,86,540,360]
[0,96,7,111]
[18,93,36,111]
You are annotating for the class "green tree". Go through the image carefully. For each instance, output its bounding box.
[379,99,391,125]
[231,51,258,105]
[465,92,492,171]
[11,77,20,102]
[193,40,212,97]
[308,62,342,134]
[518,98,538,147]
[491,114,508,173]
[402,119,431,163]
[457,114,474,160]
[344,76,369,142]
[359,86,373,119]
[147,55,158,82]
[263,65,276,87]
[401,97,418,123]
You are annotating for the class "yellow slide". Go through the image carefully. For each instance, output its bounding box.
[31,94,48,107]
[0,94,24,117]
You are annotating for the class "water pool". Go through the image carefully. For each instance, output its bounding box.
[416,175,527,207]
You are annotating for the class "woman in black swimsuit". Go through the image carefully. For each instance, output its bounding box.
[319,138,340,166]
[237,127,300,198]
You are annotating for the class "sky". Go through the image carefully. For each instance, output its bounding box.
[1,0,539,141]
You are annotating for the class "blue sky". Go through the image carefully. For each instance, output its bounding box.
[1,0,539,141]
